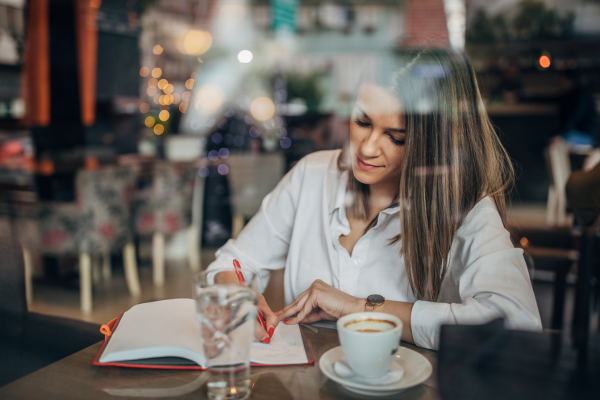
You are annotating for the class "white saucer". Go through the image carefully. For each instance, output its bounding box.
[319,346,433,397]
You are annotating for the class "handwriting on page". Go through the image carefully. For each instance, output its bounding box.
[252,340,299,359]
[250,324,308,365]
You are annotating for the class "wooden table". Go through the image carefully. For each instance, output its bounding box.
[0,327,439,399]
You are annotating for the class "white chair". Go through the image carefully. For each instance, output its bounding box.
[225,153,285,237]
[545,138,571,227]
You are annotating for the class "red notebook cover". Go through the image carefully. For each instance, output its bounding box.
[93,312,315,370]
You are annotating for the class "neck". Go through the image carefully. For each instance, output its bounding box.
[367,179,397,218]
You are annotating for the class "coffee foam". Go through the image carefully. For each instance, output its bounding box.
[344,318,397,332]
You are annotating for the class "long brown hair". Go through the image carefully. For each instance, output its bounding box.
[340,48,514,302]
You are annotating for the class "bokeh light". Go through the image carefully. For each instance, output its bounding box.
[249,127,260,138]
[140,67,149,77]
[154,124,164,135]
[139,103,149,114]
[539,55,551,68]
[153,45,163,55]
[179,102,188,113]
[195,84,225,114]
[198,167,209,178]
[152,68,162,78]
[219,148,230,159]
[182,91,191,102]
[217,164,229,175]
[212,132,223,144]
[147,87,157,96]
[158,79,168,89]
[148,78,158,87]
[250,97,275,121]
[208,150,219,161]
[145,116,155,127]
[180,30,212,55]
[280,137,292,149]
[164,84,174,95]
[159,110,170,121]
[237,50,253,63]
[172,93,181,104]
[185,79,194,90]
[153,94,161,104]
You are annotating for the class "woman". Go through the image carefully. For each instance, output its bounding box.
[208,48,542,349]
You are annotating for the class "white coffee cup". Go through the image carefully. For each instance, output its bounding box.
[337,312,403,378]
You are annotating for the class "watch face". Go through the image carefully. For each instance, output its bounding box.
[367,294,384,304]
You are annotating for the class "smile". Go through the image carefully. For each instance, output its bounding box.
[356,157,382,171]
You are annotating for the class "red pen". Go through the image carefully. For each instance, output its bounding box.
[233,259,271,344]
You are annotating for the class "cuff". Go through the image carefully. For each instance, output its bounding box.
[410,300,454,350]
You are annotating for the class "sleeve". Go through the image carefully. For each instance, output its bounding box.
[409,201,543,350]
[206,156,308,293]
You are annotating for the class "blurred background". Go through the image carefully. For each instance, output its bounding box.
[0,0,599,336]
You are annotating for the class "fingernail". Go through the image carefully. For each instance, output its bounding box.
[262,336,270,344]
[268,327,274,338]
[284,317,293,322]
[275,310,282,316]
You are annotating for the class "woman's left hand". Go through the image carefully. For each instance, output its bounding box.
[276,280,364,324]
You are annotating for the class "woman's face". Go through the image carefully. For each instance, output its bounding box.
[349,82,406,188]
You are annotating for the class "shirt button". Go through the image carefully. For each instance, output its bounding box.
[354,258,362,265]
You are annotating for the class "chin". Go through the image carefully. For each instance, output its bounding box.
[351,164,380,186]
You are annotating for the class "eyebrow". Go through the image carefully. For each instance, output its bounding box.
[354,105,406,133]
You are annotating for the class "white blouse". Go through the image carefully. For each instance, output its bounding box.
[207,150,542,349]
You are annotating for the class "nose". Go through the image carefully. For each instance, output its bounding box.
[360,130,383,159]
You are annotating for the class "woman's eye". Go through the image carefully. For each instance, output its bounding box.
[388,134,405,146]
[354,118,371,128]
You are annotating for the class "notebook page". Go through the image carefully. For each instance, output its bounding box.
[99,299,205,366]
[250,323,308,365]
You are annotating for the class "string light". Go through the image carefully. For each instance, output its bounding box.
[159,110,170,121]
[185,79,194,90]
[152,68,162,78]
[139,103,149,114]
[148,78,158,87]
[164,84,174,95]
[153,45,163,55]
[140,67,149,77]
[154,124,164,135]
[145,116,155,127]
[158,79,168,90]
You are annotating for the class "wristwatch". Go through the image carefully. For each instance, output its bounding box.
[365,294,385,312]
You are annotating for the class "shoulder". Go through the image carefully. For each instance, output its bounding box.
[454,197,514,257]
[298,150,342,171]
[290,150,342,181]
[460,197,504,231]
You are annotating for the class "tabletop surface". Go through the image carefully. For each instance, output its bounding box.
[0,326,439,400]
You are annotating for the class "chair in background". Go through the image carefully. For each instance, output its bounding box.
[566,162,600,366]
[75,165,141,311]
[225,153,285,237]
[545,138,571,226]
[10,165,142,315]
[0,238,102,388]
[133,161,200,287]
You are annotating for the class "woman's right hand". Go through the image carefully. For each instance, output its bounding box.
[255,292,279,344]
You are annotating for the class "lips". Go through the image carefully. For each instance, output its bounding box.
[356,157,381,171]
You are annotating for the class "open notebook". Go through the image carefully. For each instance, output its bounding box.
[94,299,314,369]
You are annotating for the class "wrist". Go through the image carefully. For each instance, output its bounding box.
[355,297,366,314]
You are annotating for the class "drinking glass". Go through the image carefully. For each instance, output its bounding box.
[194,268,258,400]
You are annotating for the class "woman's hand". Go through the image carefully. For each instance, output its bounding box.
[276,280,364,324]
[255,292,279,343]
